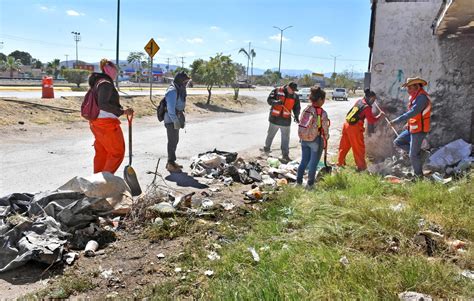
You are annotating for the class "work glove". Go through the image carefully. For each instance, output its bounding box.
[173,120,181,130]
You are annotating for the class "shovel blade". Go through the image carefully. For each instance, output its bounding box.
[124,165,142,196]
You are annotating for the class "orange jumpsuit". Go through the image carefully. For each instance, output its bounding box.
[337,102,379,171]
[90,118,125,174]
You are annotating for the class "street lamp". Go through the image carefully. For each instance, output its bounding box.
[116,0,120,87]
[273,25,293,80]
[71,31,81,67]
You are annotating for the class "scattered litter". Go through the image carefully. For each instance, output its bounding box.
[204,270,214,277]
[174,267,182,273]
[106,292,119,299]
[148,202,176,217]
[339,256,349,267]
[390,203,405,212]
[153,217,164,226]
[84,240,99,257]
[207,251,221,261]
[64,252,79,265]
[100,269,114,279]
[259,245,270,251]
[157,253,165,259]
[261,175,276,186]
[461,270,474,280]
[384,175,404,184]
[247,247,260,262]
[282,244,289,250]
[201,199,215,210]
[220,202,235,211]
[276,178,288,187]
[173,192,195,208]
[398,291,433,301]
[267,157,281,168]
[431,172,452,184]
[209,187,221,193]
[180,275,186,280]
[245,187,263,200]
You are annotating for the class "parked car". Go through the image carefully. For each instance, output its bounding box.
[332,88,348,101]
[297,87,311,102]
[235,80,255,89]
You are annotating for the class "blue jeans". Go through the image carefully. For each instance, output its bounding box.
[393,130,427,176]
[297,136,324,186]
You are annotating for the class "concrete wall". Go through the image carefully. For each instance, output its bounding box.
[367,0,474,160]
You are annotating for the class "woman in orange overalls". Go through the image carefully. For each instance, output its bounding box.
[89,59,133,174]
[337,90,383,171]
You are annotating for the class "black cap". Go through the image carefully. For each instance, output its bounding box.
[287,82,298,92]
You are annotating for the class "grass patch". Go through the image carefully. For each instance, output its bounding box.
[148,170,473,299]
[22,272,96,299]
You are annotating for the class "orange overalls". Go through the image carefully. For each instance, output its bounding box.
[337,98,378,171]
[89,118,125,174]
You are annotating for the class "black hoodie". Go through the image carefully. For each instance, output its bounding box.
[88,72,123,117]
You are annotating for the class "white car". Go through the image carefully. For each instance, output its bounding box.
[297,87,311,102]
[332,88,348,101]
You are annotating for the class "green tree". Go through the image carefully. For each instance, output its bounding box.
[171,67,190,76]
[9,50,32,65]
[31,58,43,69]
[199,54,236,104]
[190,59,205,83]
[299,74,315,87]
[0,56,22,78]
[47,59,61,79]
[233,63,246,78]
[62,69,90,87]
[0,53,6,62]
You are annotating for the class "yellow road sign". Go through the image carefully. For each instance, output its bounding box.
[144,38,160,58]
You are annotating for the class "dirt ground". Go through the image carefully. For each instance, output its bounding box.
[0,94,260,127]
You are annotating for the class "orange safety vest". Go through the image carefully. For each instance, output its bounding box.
[408,89,431,134]
[271,87,295,119]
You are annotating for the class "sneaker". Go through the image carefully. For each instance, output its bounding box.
[166,162,182,173]
[259,147,271,154]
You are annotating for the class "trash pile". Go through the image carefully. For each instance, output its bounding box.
[0,172,131,272]
[369,139,473,182]
[189,149,301,201]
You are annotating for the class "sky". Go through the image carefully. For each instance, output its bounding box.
[0,0,372,74]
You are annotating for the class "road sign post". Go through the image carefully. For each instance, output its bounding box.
[144,38,160,102]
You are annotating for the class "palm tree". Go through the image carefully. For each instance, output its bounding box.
[238,48,256,84]
[127,52,145,86]
[238,48,250,81]
[47,59,61,79]
[249,49,256,83]
[0,56,22,78]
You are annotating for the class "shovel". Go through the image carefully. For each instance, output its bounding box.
[319,138,333,175]
[374,102,399,136]
[124,113,142,196]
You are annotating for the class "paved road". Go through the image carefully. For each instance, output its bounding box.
[0,92,354,195]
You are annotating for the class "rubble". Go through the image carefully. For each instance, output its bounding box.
[426,139,472,171]
[461,270,474,280]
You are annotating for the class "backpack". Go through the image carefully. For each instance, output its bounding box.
[298,106,323,142]
[345,99,368,125]
[156,97,167,122]
[81,79,110,121]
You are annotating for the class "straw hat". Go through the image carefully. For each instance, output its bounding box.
[402,77,428,87]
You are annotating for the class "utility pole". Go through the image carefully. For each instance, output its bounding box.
[115,0,120,88]
[65,54,69,68]
[180,57,185,69]
[330,55,341,75]
[166,58,170,73]
[71,31,81,67]
[273,25,293,82]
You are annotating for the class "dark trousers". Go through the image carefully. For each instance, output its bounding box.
[165,123,180,163]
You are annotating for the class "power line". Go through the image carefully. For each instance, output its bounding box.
[253,46,368,62]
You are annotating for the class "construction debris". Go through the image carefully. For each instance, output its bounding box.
[426,139,472,171]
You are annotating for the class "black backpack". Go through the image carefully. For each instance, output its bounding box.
[156,97,167,122]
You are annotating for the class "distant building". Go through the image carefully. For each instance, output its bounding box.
[366,0,474,158]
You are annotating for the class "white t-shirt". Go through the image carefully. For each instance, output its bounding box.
[98,110,119,119]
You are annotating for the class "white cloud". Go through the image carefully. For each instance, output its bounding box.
[210,26,220,31]
[186,38,203,44]
[40,5,55,11]
[310,36,330,45]
[66,10,84,16]
[225,39,235,44]
[99,18,106,23]
[40,6,48,10]
[177,51,195,57]
[269,33,289,42]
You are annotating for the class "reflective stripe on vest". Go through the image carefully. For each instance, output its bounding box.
[271,87,295,119]
[408,89,431,133]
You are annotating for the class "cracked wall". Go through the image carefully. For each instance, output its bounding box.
[367,0,474,160]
